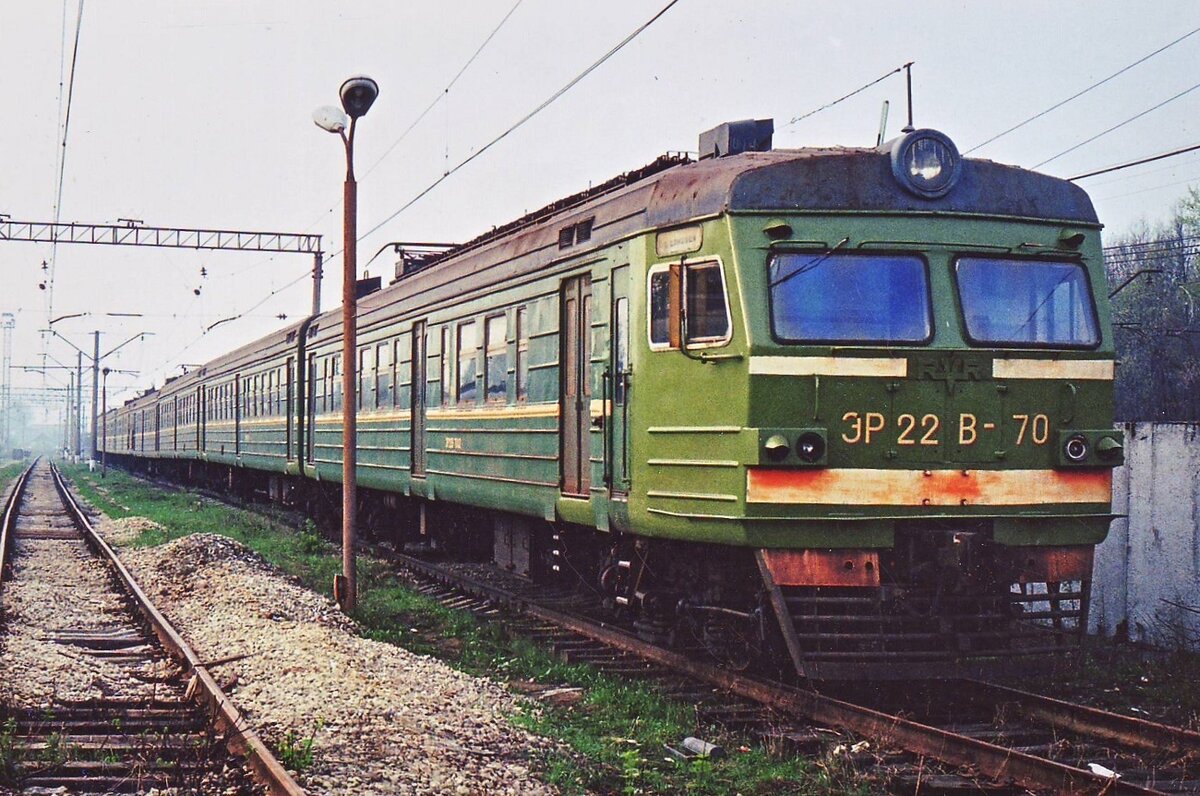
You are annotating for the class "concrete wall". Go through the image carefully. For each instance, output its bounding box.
[1091,422,1200,650]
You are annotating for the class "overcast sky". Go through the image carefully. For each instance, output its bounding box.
[1,1,1197,418]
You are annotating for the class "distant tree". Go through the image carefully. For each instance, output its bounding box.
[1106,191,1200,421]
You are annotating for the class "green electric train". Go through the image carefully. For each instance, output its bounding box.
[102,121,1122,679]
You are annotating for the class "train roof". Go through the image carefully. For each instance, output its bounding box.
[117,123,1101,404]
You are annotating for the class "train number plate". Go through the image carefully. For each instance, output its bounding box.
[840,412,1050,447]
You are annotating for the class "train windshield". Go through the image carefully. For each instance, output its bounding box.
[768,253,932,343]
[956,257,1099,347]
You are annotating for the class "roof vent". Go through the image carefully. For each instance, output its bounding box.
[699,118,773,159]
[355,276,382,299]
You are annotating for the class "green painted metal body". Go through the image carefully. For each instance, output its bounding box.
[100,145,1117,555]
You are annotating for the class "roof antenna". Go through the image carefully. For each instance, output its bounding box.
[876,100,890,147]
[901,61,915,133]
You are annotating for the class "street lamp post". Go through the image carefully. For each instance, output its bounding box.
[314,75,379,613]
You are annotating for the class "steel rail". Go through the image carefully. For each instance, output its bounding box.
[963,679,1200,756]
[0,458,36,595]
[48,463,306,796]
[396,551,1168,796]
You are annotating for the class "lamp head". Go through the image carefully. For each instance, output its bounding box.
[339,75,379,119]
[313,105,348,134]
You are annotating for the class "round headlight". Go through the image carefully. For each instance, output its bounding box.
[795,432,826,463]
[1064,434,1090,462]
[890,129,962,199]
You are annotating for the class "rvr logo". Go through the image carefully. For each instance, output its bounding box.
[912,355,985,395]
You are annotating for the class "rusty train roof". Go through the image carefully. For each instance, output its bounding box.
[114,144,1099,408]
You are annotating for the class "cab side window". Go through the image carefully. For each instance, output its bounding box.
[648,260,731,349]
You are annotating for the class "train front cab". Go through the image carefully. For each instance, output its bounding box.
[627,137,1123,680]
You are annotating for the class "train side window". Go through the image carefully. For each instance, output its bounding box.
[358,346,373,411]
[515,306,529,402]
[685,262,731,344]
[392,338,402,408]
[648,260,730,349]
[323,357,331,413]
[614,296,629,403]
[376,342,392,408]
[441,326,453,406]
[485,314,507,403]
[307,353,316,419]
[457,320,478,403]
[332,354,342,411]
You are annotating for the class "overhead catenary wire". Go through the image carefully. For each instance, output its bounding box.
[1097,175,1200,202]
[1069,142,1200,181]
[292,0,526,250]
[966,25,1200,154]
[47,0,86,324]
[355,0,684,256]
[1070,145,1200,184]
[142,269,311,380]
[785,62,910,127]
[359,0,524,182]
[1032,80,1200,170]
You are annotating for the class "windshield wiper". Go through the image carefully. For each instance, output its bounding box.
[769,237,850,290]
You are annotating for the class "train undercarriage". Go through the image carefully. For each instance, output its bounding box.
[108,455,1092,681]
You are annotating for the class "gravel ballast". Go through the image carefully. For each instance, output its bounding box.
[101,527,561,796]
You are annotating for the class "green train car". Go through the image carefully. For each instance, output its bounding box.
[103,121,1123,679]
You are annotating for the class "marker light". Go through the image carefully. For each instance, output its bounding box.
[1063,434,1090,462]
[795,431,826,463]
[764,434,790,462]
[890,129,962,199]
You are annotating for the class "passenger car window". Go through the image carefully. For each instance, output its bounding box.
[515,307,529,402]
[457,321,478,403]
[485,314,507,402]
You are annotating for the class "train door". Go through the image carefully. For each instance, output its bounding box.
[561,275,592,496]
[286,357,295,461]
[197,386,204,451]
[173,396,179,451]
[411,320,427,476]
[608,266,631,495]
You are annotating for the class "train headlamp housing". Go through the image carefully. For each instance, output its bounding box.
[1055,430,1124,467]
[889,129,962,199]
[757,428,827,466]
[1063,434,1090,463]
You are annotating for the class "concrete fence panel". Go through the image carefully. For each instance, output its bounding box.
[1091,422,1200,650]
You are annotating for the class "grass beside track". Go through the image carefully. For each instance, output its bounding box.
[0,462,26,493]
[60,464,873,796]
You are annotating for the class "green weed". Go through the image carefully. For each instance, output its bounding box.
[278,720,322,772]
[61,464,872,795]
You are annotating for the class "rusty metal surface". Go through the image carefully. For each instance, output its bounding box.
[963,679,1200,756]
[759,548,881,587]
[396,551,1166,795]
[49,463,306,796]
[0,459,35,594]
[1006,544,1095,583]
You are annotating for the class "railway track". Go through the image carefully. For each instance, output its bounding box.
[0,460,303,795]
[71,465,1200,793]
[393,552,1200,795]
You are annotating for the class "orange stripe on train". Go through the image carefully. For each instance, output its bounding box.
[746,467,1112,506]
